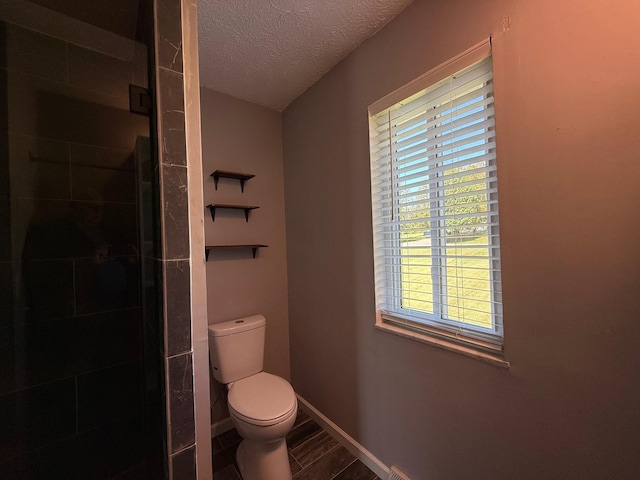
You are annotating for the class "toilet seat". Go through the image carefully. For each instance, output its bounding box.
[228,372,297,427]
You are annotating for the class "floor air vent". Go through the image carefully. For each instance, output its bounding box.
[387,466,411,480]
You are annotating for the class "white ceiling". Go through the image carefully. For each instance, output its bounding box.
[197,0,413,111]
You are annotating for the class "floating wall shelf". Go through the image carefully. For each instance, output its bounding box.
[207,169,266,261]
[205,244,268,260]
[211,170,255,192]
[207,204,259,222]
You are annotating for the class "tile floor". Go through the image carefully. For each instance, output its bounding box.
[212,409,382,480]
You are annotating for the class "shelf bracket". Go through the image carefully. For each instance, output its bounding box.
[207,204,258,222]
[211,170,255,192]
[204,244,267,261]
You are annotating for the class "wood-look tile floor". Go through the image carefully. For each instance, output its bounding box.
[212,409,382,480]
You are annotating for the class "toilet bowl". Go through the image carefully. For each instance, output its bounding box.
[229,372,297,480]
[208,316,297,480]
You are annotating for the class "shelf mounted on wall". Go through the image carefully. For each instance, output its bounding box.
[211,170,255,192]
[205,244,268,260]
[207,204,259,222]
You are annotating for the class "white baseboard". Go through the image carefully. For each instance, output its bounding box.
[296,395,390,479]
[210,416,234,439]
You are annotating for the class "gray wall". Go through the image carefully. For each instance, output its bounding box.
[282,0,640,478]
[199,87,290,426]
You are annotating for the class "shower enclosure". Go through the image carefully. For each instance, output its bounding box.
[0,1,165,477]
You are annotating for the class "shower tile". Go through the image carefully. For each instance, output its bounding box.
[0,132,8,194]
[0,102,6,134]
[69,142,134,169]
[37,87,134,150]
[8,133,70,200]
[164,259,191,356]
[158,68,185,114]
[160,164,189,259]
[71,164,136,203]
[135,114,151,141]
[18,315,77,390]
[0,260,12,316]
[68,44,132,99]
[156,0,183,74]
[0,202,9,261]
[0,378,76,463]
[74,257,134,315]
[75,308,142,372]
[158,69,186,167]
[21,258,74,321]
[69,144,135,204]
[132,42,149,89]
[75,413,144,479]
[167,352,195,453]
[0,328,15,396]
[170,445,196,480]
[15,198,72,243]
[152,258,165,348]
[0,434,76,480]
[1,308,142,396]
[76,360,143,433]
[113,463,147,480]
[0,22,67,83]
[5,70,131,142]
[161,117,187,167]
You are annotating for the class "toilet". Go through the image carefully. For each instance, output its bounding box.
[208,315,297,480]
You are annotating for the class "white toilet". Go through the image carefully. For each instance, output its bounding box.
[208,315,297,480]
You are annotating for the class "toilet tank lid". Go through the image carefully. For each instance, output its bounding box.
[208,314,266,337]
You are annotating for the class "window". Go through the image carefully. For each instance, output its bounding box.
[369,43,503,354]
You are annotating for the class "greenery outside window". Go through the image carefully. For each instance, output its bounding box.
[369,42,503,353]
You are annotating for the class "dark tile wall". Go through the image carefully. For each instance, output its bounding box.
[0,17,152,479]
[152,1,198,478]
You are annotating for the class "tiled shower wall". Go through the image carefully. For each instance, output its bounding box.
[0,0,207,477]
[0,19,150,478]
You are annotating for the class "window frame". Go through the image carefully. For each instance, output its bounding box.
[369,40,506,361]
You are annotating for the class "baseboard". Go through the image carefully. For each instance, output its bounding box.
[296,395,390,479]
[210,416,234,439]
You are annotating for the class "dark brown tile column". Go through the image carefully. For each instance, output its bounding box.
[152,0,211,478]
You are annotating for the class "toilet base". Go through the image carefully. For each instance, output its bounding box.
[236,437,292,480]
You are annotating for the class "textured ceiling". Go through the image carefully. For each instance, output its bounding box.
[197,0,413,111]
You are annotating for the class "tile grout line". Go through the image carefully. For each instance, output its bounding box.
[329,456,358,480]
[289,429,327,459]
[292,443,343,479]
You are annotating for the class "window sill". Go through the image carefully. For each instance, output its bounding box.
[374,320,510,369]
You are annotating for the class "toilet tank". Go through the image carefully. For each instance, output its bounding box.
[208,314,266,384]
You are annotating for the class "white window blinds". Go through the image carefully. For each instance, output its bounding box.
[369,53,503,350]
